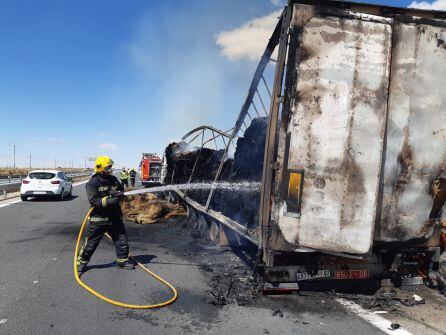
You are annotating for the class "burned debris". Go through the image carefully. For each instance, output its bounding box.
[121,193,186,224]
[208,271,263,307]
[336,289,427,311]
[164,117,267,230]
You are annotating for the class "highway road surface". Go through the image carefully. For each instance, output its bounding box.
[0,181,443,335]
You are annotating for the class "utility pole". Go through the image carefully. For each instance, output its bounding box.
[12,144,18,169]
[29,153,32,169]
[54,157,56,169]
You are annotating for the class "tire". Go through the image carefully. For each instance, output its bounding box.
[21,195,27,201]
[69,187,73,198]
[59,189,65,201]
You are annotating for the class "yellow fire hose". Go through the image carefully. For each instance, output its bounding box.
[74,207,178,309]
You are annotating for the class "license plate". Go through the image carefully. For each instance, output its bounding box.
[33,191,46,195]
[296,269,331,281]
[334,270,369,280]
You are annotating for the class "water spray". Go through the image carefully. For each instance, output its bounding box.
[123,181,262,197]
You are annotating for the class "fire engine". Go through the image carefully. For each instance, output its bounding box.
[139,153,163,186]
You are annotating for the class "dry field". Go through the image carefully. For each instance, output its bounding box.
[0,167,86,177]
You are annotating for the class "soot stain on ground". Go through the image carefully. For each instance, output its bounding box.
[111,310,160,326]
[8,236,42,244]
[8,222,82,243]
[121,216,351,330]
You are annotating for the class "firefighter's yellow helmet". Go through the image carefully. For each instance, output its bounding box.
[94,156,114,173]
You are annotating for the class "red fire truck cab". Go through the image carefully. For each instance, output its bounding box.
[140,153,163,187]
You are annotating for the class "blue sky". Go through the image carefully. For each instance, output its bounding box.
[0,0,440,169]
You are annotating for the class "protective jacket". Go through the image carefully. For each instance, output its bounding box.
[86,173,124,223]
[120,170,130,181]
[129,169,137,178]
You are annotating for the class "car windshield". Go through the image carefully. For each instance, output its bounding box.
[29,172,56,180]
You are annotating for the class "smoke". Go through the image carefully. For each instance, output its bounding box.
[227,144,236,160]
[125,3,275,160]
[171,141,200,156]
[270,0,286,6]
[128,7,225,140]
[408,0,446,10]
[216,10,281,61]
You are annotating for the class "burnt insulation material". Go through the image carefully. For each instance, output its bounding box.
[164,117,268,229]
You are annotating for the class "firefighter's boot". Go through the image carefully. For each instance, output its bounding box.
[77,259,88,275]
[117,260,135,270]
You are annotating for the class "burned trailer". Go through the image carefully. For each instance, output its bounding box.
[260,0,446,288]
[165,120,267,235]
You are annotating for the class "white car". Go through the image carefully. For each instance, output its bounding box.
[20,170,73,201]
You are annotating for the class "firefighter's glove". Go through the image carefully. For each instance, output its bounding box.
[108,197,120,207]
[102,196,120,208]
[109,189,124,200]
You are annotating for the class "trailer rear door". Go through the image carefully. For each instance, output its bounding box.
[376,22,446,242]
[271,6,392,254]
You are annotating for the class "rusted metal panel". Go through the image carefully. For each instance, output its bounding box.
[271,8,392,254]
[376,22,446,242]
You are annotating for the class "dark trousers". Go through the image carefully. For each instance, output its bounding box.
[130,177,136,187]
[121,179,129,188]
[79,219,129,263]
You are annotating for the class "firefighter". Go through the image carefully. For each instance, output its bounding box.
[120,168,130,188]
[129,168,137,187]
[77,156,134,274]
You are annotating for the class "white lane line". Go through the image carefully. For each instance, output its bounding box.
[0,179,89,209]
[336,298,413,335]
[72,180,89,187]
[0,201,20,208]
[0,200,18,208]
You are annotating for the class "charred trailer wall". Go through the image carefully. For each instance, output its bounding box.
[165,117,268,229]
[211,117,268,229]
[265,2,446,256]
[164,143,231,185]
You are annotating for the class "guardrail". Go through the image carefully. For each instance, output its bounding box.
[0,171,92,199]
[0,176,25,186]
[0,172,91,186]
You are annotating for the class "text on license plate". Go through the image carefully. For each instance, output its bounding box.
[296,269,331,281]
[334,270,369,280]
[33,191,46,194]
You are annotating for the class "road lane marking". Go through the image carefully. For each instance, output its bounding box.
[0,179,89,209]
[336,298,413,335]
[72,180,89,187]
[0,200,21,208]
